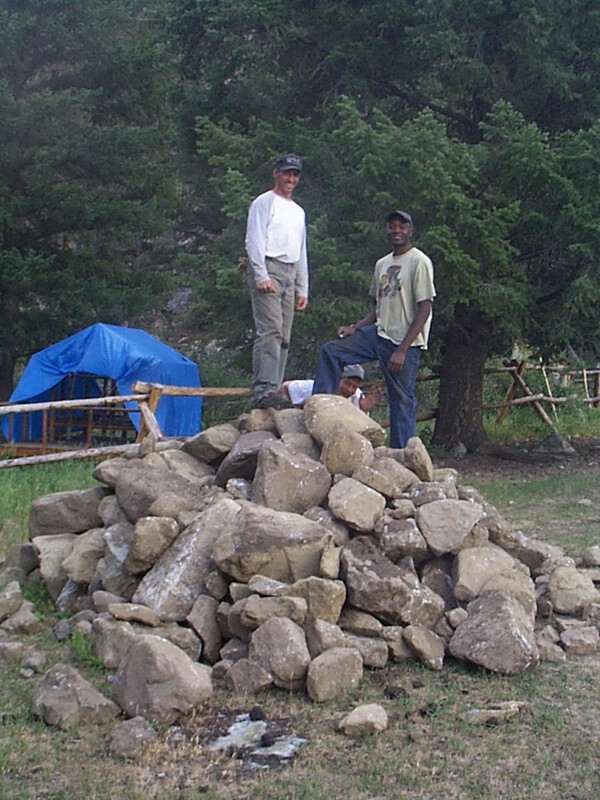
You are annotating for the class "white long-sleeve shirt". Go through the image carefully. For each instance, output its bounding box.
[245,190,309,296]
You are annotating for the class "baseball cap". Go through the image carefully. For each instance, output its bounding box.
[386,210,413,225]
[342,364,365,381]
[274,153,303,172]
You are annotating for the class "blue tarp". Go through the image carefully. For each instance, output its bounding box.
[3,323,202,441]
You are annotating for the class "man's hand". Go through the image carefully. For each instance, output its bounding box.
[388,346,407,373]
[295,295,308,311]
[337,324,356,339]
[359,386,385,413]
[257,279,277,293]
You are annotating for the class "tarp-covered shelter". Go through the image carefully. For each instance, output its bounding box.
[2,323,202,443]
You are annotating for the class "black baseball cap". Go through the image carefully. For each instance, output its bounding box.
[386,210,413,224]
[274,154,303,172]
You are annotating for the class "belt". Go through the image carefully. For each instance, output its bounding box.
[266,256,294,266]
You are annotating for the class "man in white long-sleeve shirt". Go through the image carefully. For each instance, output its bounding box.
[245,153,308,409]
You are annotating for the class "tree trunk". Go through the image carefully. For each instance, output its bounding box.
[0,345,15,402]
[432,305,492,451]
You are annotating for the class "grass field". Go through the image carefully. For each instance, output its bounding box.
[1,451,600,800]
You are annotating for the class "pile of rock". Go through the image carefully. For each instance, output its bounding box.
[2,395,600,729]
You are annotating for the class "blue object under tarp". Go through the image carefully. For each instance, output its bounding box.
[3,323,202,441]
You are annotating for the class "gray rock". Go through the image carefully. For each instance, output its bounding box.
[32,535,77,602]
[133,498,241,621]
[402,625,445,670]
[187,594,222,664]
[282,576,346,625]
[547,565,600,614]
[0,581,23,624]
[32,663,119,729]
[343,633,388,668]
[213,504,330,583]
[107,716,157,760]
[251,439,331,514]
[320,427,374,476]
[306,647,363,702]
[449,590,539,675]
[327,477,386,533]
[416,499,484,556]
[112,463,201,523]
[62,528,105,585]
[337,703,388,735]
[453,545,522,604]
[214,431,276,487]
[28,487,109,538]
[160,449,215,486]
[399,437,435,481]
[181,423,240,463]
[111,635,212,724]
[225,658,273,694]
[249,617,311,691]
[124,516,180,575]
[93,522,138,600]
[303,394,386,447]
[373,516,429,563]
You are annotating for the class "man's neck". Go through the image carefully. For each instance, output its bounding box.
[273,187,293,200]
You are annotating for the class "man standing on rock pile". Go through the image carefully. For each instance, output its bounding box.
[245,153,309,410]
[312,210,435,448]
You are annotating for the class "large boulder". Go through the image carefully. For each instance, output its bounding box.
[327,478,386,533]
[213,504,331,583]
[340,536,444,627]
[303,395,386,447]
[248,617,311,690]
[111,635,212,724]
[415,499,484,555]
[306,647,363,702]
[214,431,276,487]
[28,487,109,538]
[32,663,119,729]
[320,428,374,476]
[251,439,331,513]
[449,590,539,675]
[133,498,241,621]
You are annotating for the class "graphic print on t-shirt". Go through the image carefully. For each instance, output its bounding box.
[378,264,402,298]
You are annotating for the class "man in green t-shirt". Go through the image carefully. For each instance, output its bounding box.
[312,210,435,448]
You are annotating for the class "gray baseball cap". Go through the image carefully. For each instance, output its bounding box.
[342,364,365,380]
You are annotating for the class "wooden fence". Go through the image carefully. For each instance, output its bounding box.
[0,361,598,469]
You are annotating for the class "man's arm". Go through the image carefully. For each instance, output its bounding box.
[388,299,433,372]
[245,194,276,292]
[337,306,377,339]
[294,223,309,310]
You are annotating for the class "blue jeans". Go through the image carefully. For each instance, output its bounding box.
[312,323,421,448]
[247,258,296,404]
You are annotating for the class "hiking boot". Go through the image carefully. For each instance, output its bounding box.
[253,391,288,410]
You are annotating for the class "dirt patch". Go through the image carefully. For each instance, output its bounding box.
[435,436,600,481]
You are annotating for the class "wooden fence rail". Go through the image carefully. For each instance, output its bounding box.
[0,360,595,469]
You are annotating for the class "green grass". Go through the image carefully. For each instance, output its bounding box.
[2,447,600,799]
[470,471,600,554]
[0,461,99,552]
